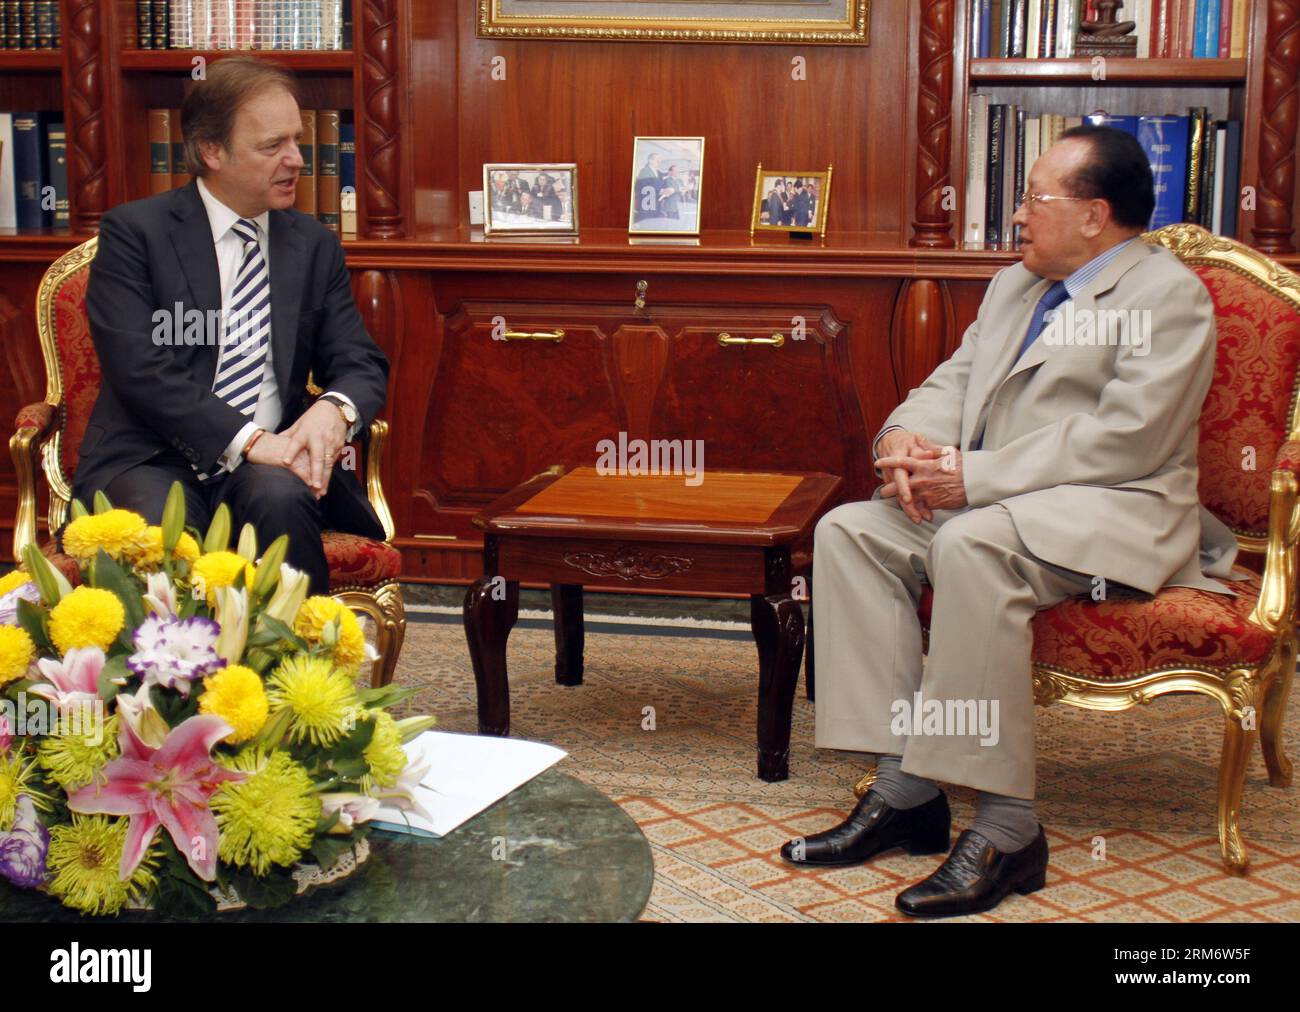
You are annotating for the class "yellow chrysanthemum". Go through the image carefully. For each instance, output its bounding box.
[48,586,125,654]
[294,596,368,674]
[0,625,35,687]
[38,715,120,791]
[0,751,44,832]
[212,750,320,876]
[0,569,34,596]
[61,509,150,565]
[363,711,407,791]
[266,654,359,747]
[46,815,158,916]
[199,665,269,744]
[130,527,201,571]
[190,551,256,607]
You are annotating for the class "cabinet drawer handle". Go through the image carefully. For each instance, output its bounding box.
[718,332,785,348]
[503,329,565,342]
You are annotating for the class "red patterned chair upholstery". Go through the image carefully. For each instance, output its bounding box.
[860,225,1300,875]
[9,237,406,687]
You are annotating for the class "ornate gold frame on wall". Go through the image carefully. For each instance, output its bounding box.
[477,0,870,45]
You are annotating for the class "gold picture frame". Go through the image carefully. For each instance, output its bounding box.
[750,166,832,237]
[482,163,580,236]
[477,0,870,45]
[628,137,705,238]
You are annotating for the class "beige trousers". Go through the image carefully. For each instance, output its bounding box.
[812,497,1094,799]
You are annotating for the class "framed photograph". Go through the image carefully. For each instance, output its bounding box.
[483,163,579,236]
[750,167,832,237]
[628,138,704,237]
[477,1,871,45]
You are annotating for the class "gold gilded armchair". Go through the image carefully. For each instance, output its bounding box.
[868,225,1300,875]
[9,236,406,687]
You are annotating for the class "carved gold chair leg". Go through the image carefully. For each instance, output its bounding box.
[1216,667,1265,876]
[1260,634,1295,788]
[335,583,407,689]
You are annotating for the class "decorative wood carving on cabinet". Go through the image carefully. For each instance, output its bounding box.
[359,0,406,238]
[889,279,955,399]
[1253,0,1300,253]
[911,0,957,248]
[64,0,121,234]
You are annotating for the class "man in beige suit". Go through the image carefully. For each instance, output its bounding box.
[779,125,1237,917]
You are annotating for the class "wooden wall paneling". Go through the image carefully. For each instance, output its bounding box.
[1252,0,1300,253]
[408,0,460,230]
[911,0,958,248]
[62,0,125,233]
[356,0,410,237]
[451,0,914,236]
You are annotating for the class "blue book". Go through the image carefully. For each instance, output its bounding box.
[1138,115,1190,230]
[11,111,49,229]
[1085,113,1139,137]
[1194,0,1221,58]
[979,0,992,58]
[339,117,355,196]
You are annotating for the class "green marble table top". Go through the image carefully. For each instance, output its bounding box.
[0,769,654,923]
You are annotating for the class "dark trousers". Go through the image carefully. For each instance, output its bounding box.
[100,450,330,594]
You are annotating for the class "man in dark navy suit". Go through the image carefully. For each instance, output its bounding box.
[77,56,389,593]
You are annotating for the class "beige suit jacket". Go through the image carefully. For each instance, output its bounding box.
[878,239,1237,595]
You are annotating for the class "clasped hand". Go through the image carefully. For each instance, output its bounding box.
[244,400,349,498]
[874,429,968,524]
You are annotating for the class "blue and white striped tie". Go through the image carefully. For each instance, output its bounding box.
[212,217,272,416]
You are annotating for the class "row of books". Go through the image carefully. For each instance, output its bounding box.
[136,1,351,51]
[963,97,1242,246]
[0,1,60,49]
[969,0,1248,60]
[0,111,68,229]
[148,108,356,233]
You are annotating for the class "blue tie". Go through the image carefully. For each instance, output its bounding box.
[1015,280,1070,362]
[971,281,1070,451]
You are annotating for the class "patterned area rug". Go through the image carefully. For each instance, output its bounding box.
[384,607,1300,922]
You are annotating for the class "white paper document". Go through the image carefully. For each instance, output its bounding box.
[371,731,567,838]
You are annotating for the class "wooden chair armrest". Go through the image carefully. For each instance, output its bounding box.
[9,402,57,563]
[1248,461,1300,635]
[14,401,55,438]
[361,418,395,543]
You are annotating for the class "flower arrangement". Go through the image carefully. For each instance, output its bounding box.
[0,484,433,917]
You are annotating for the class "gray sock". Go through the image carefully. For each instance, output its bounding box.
[971,791,1039,853]
[867,754,941,810]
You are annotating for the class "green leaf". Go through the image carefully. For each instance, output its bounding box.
[250,706,294,751]
[316,808,342,834]
[15,597,54,655]
[98,653,130,698]
[357,684,416,710]
[92,490,113,515]
[150,682,199,727]
[259,615,310,652]
[228,865,298,910]
[324,757,369,779]
[329,716,376,760]
[89,548,147,632]
[309,829,366,872]
[21,543,69,605]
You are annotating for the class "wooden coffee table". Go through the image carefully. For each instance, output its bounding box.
[462,466,842,781]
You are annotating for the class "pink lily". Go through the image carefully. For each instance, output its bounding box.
[30,647,105,714]
[0,713,11,754]
[66,714,246,882]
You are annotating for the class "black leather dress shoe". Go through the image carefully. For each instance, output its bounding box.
[894,825,1048,917]
[779,791,950,867]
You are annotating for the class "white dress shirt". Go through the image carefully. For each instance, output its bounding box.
[196,176,359,474]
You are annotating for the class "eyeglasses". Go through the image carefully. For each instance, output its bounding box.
[1016,191,1089,211]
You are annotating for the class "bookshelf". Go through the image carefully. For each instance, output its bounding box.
[0,0,1296,577]
[913,0,1298,254]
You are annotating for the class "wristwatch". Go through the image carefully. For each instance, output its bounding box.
[319,394,358,431]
